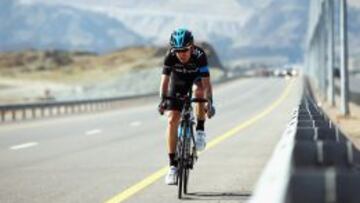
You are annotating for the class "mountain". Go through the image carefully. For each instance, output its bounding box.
[2,0,360,65]
[0,0,144,53]
[231,0,309,63]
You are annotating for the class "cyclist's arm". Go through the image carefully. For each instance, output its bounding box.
[202,76,213,101]
[160,74,170,98]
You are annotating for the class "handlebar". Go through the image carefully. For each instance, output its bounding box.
[164,96,208,104]
[159,95,209,116]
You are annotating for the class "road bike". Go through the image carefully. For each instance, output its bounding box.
[166,93,208,199]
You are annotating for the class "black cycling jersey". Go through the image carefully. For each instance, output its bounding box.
[162,45,210,80]
[162,45,210,111]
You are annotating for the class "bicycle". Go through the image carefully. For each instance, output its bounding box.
[164,93,208,199]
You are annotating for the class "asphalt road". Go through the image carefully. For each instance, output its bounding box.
[0,77,302,203]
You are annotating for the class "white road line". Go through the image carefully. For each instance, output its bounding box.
[10,142,38,150]
[130,121,142,127]
[85,129,102,135]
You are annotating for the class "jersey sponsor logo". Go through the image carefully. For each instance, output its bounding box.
[174,63,197,69]
[173,67,199,74]
[193,48,204,59]
[174,64,184,67]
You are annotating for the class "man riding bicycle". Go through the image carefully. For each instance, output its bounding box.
[158,28,216,185]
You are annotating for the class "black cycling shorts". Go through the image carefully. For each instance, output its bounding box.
[166,77,202,111]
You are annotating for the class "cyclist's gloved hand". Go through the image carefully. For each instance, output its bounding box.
[207,105,216,118]
[207,97,216,119]
[158,95,167,115]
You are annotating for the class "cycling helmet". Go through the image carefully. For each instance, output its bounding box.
[169,28,194,51]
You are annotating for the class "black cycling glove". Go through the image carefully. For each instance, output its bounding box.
[207,97,216,118]
[158,95,167,115]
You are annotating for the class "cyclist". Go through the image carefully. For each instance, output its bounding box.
[158,28,216,185]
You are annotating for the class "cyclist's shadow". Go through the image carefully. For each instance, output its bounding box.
[183,191,251,201]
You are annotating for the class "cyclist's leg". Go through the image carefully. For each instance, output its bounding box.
[165,77,188,185]
[193,81,206,128]
[166,110,181,160]
[193,81,207,150]
[166,80,186,166]
[164,109,181,185]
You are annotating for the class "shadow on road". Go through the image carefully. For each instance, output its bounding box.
[183,191,251,201]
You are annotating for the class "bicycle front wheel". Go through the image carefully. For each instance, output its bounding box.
[184,168,189,194]
[182,126,192,195]
[177,132,186,199]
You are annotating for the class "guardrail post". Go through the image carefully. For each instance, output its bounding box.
[1,110,5,122]
[32,108,36,119]
[22,109,26,120]
[12,110,16,121]
[41,107,45,117]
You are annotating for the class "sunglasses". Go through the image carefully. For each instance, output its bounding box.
[174,46,191,53]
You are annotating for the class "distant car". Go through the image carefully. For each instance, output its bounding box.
[273,69,282,77]
[291,69,298,76]
[272,68,298,77]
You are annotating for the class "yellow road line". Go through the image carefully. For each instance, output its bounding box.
[105,79,295,203]
[204,79,295,151]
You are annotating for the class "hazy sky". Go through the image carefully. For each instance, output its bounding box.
[18,0,272,24]
[19,0,360,8]
[349,0,360,7]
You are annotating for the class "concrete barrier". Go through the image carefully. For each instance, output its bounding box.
[249,85,360,203]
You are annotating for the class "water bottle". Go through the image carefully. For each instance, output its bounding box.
[178,126,183,137]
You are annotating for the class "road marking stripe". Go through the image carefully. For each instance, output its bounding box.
[85,129,102,135]
[105,166,168,203]
[105,79,295,203]
[10,142,38,150]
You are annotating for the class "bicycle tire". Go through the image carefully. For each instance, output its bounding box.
[184,125,191,195]
[177,125,186,199]
[184,168,189,194]
[177,162,183,199]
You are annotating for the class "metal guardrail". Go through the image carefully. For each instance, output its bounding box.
[0,71,235,124]
[0,93,156,123]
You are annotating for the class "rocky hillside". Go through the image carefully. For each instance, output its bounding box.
[0,42,225,103]
[0,42,223,82]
